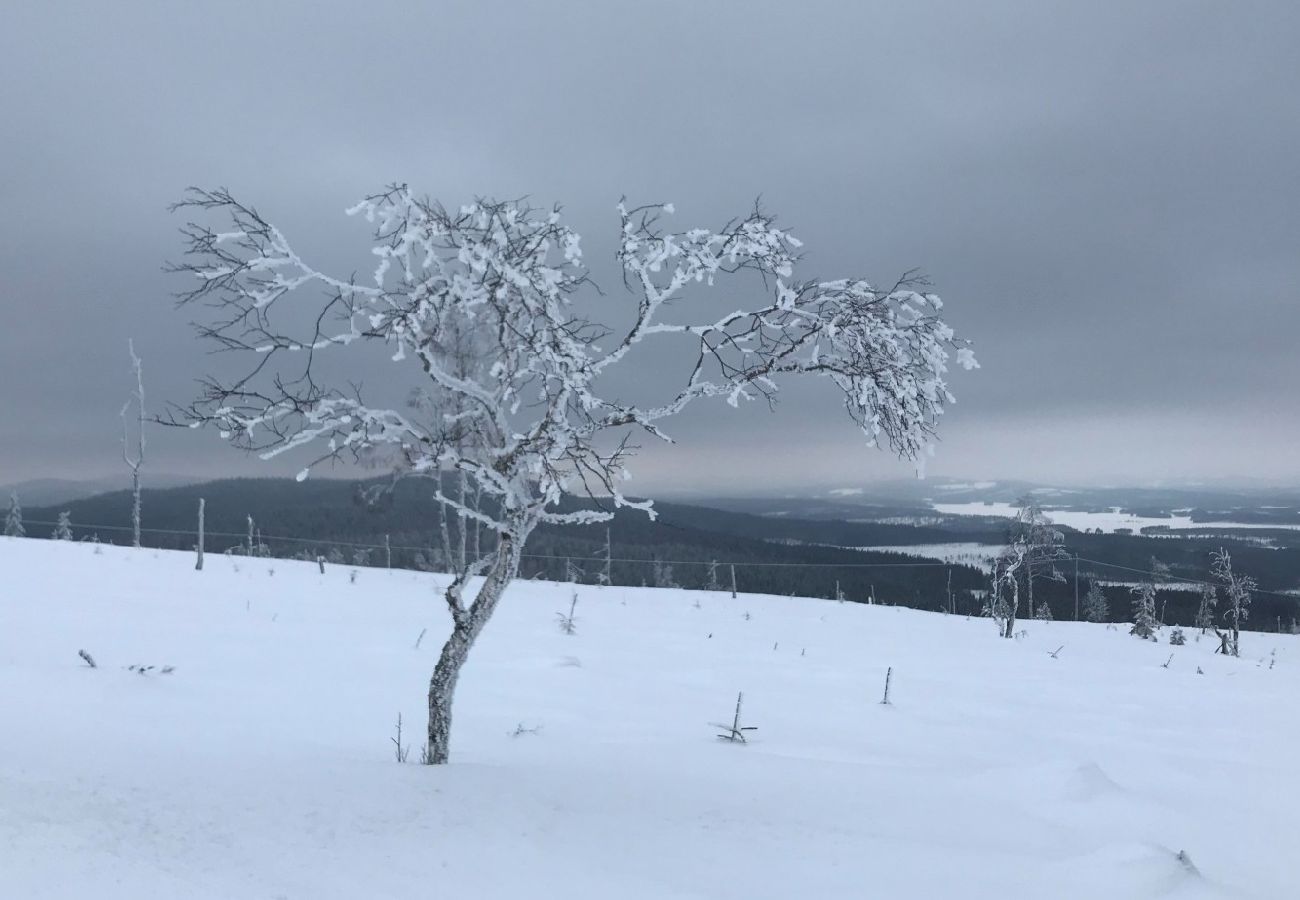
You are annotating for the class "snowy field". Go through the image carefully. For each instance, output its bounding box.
[856,542,1004,572]
[2,538,1298,899]
[931,501,1300,534]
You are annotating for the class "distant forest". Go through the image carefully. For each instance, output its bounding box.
[18,477,1300,632]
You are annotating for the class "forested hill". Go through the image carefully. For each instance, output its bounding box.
[19,478,992,610]
[18,477,1300,628]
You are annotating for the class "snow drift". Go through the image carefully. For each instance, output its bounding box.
[1,537,1295,899]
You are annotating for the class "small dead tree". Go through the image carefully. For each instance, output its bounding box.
[168,187,975,764]
[1195,581,1217,634]
[713,691,757,743]
[121,339,146,549]
[601,527,612,586]
[195,498,205,570]
[392,713,410,762]
[1210,547,1254,658]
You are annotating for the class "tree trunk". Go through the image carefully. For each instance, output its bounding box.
[131,469,142,549]
[1003,580,1018,639]
[195,498,205,571]
[425,533,523,764]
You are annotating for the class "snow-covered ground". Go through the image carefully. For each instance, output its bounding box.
[856,542,1004,572]
[932,501,1300,533]
[2,537,1297,899]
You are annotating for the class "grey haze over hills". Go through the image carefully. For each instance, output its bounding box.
[2,2,1299,490]
[0,476,197,509]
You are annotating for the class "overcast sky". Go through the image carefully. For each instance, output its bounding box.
[2,1,1298,494]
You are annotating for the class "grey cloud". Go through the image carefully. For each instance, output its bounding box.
[2,0,1297,489]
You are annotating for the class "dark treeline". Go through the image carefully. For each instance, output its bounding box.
[21,477,1300,630]
[22,478,989,610]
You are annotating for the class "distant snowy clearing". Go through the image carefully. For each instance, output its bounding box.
[1,538,1296,899]
[856,542,1004,572]
[932,500,1300,534]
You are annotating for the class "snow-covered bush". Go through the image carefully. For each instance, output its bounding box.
[1170,627,1186,646]
[51,511,73,541]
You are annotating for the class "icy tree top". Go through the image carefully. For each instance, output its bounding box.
[170,186,976,535]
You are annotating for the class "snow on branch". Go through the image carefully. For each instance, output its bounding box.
[170,187,976,543]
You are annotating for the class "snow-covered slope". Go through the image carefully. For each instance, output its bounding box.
[1,538,1296,899]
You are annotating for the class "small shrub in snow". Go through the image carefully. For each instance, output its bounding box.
[1034,603,1053,622]
[1169,627,1186,646]
[125,664,174,675]
[77,649,97,668]
[510,722,542,738]
[556,591,578,635]
[349,569,359,584]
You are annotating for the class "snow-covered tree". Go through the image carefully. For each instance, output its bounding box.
[1195,581,1217,634]
[169,186,976,764]
[1130,557,1167,640]
[1129,581,1158,639]
[651,557,679,590]
[121,339,146,548]
[4,493,24,538]
[1210,547,1254,657]
[1008,497,1068,619]
[51,511,73,541]
[1082,582,1108,623]
[990,542,1027,638]
[1034,601,1053,621]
